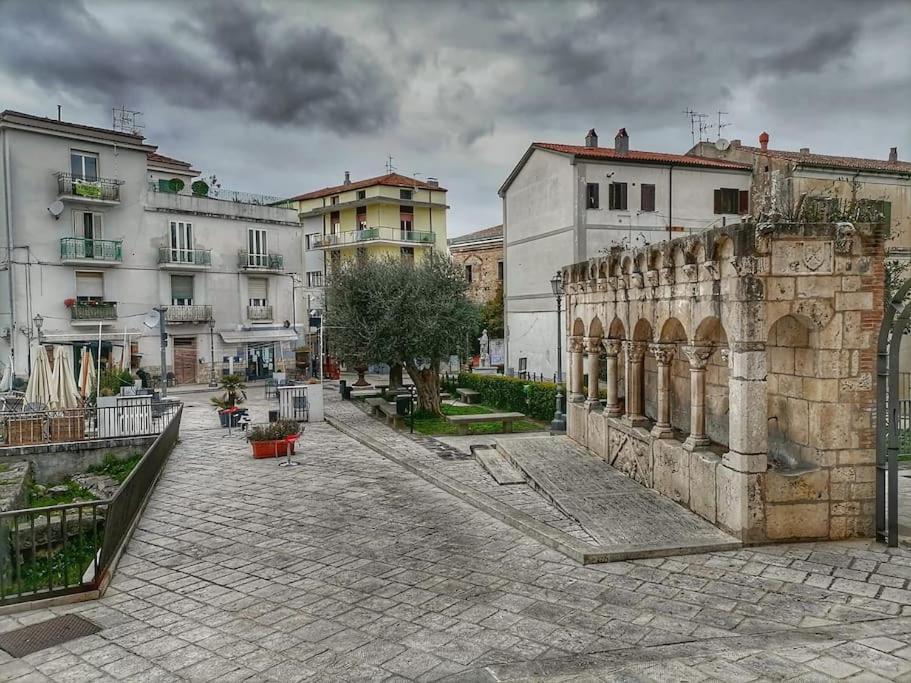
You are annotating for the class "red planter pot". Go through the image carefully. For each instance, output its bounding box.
[250,440,292,459]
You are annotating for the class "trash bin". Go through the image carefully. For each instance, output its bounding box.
[395,394,411,417]
[339,379,347,395]
[342,385,353,400]
[268,409,279,423]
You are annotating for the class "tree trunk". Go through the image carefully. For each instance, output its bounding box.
[406,366,441,415]
[388,363,403,390]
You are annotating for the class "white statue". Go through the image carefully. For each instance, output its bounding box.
[479,328,490,367]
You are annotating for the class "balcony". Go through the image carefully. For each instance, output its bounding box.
[238,251,284,272]
[165,305,213,324]
[56,172,122,204]
[247,305,273,321]
[60,237,123,266]
[69,301,117,326]
[158,247,212,269]
[311,227,436,250]
[147,183,298,223]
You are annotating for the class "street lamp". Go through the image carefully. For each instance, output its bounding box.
[32,314,43,344]
[549,271,566,433]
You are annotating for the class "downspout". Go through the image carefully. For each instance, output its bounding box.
[2,129,15,374]
[668,164,673,240]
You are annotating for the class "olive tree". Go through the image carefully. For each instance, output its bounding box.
[326,253,478,414]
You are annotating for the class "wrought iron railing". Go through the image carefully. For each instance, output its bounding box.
[0,405,182,605]
[247,305,273,321]
[165,305,212,323]
[238,251,284,270]
[312,227,435,248]
[69,302,117,321]
[56,172,122,202]
[147,182,293,208]
[60,237,123,263]
[157,247,212,266]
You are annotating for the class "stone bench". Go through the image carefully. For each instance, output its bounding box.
[364,397,388,416]
[351,389,383,399]
[456,388,481,404]
[446,412,525,435]
[377,401,405,429]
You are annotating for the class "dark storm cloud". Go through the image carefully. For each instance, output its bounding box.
[751,23,860,78]
[0,0,399,134]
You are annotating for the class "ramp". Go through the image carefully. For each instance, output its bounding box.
[497,436,739,556]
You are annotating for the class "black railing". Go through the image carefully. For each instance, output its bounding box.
[0,401,181,446]
[56,172,121,202]
[0,406,182,605]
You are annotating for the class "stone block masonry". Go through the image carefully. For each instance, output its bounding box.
[562,221,886,543]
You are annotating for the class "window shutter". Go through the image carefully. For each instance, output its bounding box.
[739,190,750,214]
[714,189,723,214]
[620,183,628,209]
[170,275,193,300]
[76,272,103,299]
[248,277,267,300]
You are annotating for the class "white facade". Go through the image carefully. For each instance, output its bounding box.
[0,111,301,384]
[500,133,751,379]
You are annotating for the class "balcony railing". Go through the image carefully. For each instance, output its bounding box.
[238,252,284,270]
[158,247,212,267]
[311,227,436,249]
[56,172,122,202]
[69,302,117,321]
[148,182,293,208]
[61,237,123,263]
[165,305,213,323]
[247,305,273,321]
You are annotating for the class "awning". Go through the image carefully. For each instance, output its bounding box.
[220,329,299,344]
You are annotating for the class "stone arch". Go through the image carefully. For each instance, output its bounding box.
[693,316,730,447]
[766,314,813,470]
[607,317,626,340]
[659,318,690,434]
[598,259,608,279]
[633,319,653,342]
[588,316,604,339]
[571,318,585,337]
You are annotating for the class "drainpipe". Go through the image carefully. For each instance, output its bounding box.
[668,165,674,240]
[2,130,15,375]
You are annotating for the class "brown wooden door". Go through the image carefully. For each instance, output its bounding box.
[173,337,197,384]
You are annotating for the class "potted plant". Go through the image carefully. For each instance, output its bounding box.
[211,374,247,426]
[247,420,300,459]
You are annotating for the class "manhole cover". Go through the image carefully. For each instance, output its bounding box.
[0,614,101,658]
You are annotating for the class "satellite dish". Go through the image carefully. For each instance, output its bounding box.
[47,200,64,219]
[715,138,730,151]
[142,311,160,329]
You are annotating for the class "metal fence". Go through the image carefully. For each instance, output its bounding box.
[900,372,911,401]
[900,398,911,457]
[0,401,181,446]
[0,405,182,605]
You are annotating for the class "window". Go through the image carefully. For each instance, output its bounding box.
[400,189,413,200]
[248,277,268,306]
[356,190,366,200]
[713,188,748,214]
[305,233,315,250]
[169,221,194,262]
[356,207,367,230]
[70,151,98,180]
[464,264,473,282]
[307,271,323,287]
[608,182,628,210]
[401,247,414,265]
[329,211,340,235]
[170,275,194,305]
[74,210,103,240]
[247,228,267,267]
[75,271,104,301]
[330,195,339,205]
[640,184,656,212]
[497,260,504,281]
[586,183,599,209]
[400,206,414,232]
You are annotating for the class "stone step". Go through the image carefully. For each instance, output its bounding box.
[470,445,526,485]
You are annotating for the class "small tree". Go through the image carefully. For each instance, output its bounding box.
[326,253,478,414]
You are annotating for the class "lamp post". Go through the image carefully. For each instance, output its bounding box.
[32,314,43,344]
[208,317,218,387]
[549,271,566,433]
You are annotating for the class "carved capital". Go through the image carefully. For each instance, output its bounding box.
[682,344,713,370]
[604,339,623,357]
[630,272,644,289]
[648,342,676,366]
[702,260,720,280]
[660,266,675,285]
[623,340,647,363]
[645,270,660,288]
[682,263,698,282]
[584,336,603,354]
[607,276,618,290]
[568,336,585,353]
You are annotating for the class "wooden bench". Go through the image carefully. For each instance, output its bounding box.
[377,401,406,429]
[445,412,525,435]
[456,388,481,404]
[364,397,388,416]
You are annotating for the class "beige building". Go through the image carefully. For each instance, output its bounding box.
[448,225,503,304]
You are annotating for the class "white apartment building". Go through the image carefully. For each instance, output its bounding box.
[0,110,301,384]
[499,128,752,378]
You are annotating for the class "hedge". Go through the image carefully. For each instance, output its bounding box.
[442,372,557,421]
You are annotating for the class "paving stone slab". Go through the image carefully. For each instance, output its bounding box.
[470,446,526,485]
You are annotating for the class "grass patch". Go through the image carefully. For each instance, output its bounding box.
[2,534,99,598]
[87,452,143,483]
[410,403,546,436]
[27,480,96,508]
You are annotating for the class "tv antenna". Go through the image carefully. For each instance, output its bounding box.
[683,108,709,146]
[385,155,396,174]
[112,106,144,135]
[715,111,731,139]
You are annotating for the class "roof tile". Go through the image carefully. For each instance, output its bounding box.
[291,172,446,202]
[534,143,752,170]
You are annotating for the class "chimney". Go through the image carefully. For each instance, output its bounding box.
[343,171,351,185]
[759,131,769,151]
[731,139,741,148]
[800,147,810,154]
[889,147,898,162]
[584,128,598,148]
[614,128,629,154]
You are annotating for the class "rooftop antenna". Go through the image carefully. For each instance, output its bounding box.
[715,111,730,139]
[57,105,61,122]
[683,108,709,146]
[385,155,396,174]
[112,105,144,135]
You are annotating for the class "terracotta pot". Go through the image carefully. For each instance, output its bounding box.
[250,439,290,459]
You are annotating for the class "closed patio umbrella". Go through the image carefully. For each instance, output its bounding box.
[50,345,81,410]
[24,343,53,408]
[78,347,96,399]
[0,360,10,392]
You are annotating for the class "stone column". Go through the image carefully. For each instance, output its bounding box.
[604,339,623,417]
[584,337,602,409]
[649,342,676,439]
[682,344,713,451]
[569,336,585,403]
[623,341,648,426]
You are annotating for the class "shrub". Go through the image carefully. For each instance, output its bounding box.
[450,372,557,421]
[247,420,300,442]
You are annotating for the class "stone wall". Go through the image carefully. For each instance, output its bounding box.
[562,221,886,543]
[450,242,503,304]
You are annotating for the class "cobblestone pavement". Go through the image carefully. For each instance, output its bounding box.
[1,390,910,681]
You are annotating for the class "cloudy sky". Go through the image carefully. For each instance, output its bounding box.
[2,0,909,236]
